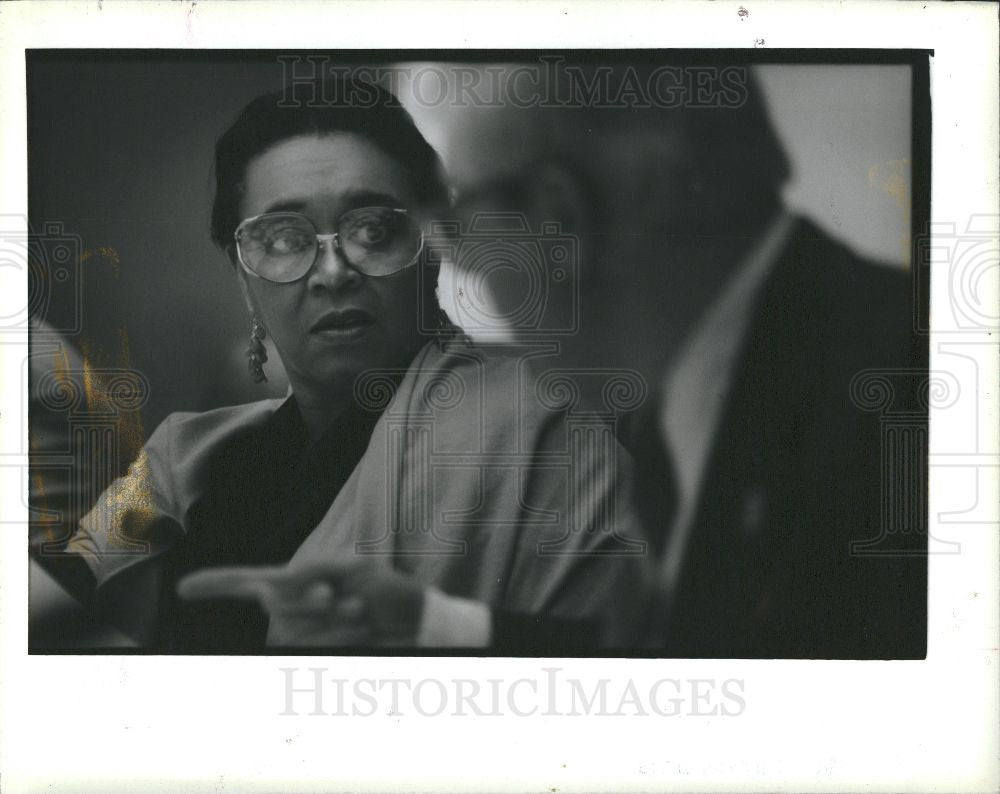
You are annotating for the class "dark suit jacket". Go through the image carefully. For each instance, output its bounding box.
[633,217,927,659]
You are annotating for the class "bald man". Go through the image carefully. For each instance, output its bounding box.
[426,62,926,658]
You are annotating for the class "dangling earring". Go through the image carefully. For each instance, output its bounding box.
[247,315,268,383]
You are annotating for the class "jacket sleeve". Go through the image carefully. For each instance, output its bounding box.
[503,408,656,649]
[65,399,282,589]
[65,413,182,589]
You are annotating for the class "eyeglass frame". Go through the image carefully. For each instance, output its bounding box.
[231,207,426,284]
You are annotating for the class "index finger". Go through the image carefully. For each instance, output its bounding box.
[176,565,286,603]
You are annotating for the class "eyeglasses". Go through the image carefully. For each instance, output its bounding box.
[234,207,424,283]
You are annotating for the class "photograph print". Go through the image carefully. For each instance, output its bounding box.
[26,50,929,658]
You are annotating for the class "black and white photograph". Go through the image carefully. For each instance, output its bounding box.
[25,49,931,658]
[1,2,997,792]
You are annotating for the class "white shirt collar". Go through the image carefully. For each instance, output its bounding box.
[656,209,796,598]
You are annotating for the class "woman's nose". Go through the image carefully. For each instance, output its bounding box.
[308,238,363,292]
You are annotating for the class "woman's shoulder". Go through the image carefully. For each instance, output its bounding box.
[404,340,568,445]
[160,397,285,428]
[410,340,539,402]
[147,397,286,462]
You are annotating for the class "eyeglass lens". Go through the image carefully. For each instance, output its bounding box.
[237,207,422,282]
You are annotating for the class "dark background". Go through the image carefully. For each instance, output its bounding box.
[27,50,921,440]
[29,54,294,436]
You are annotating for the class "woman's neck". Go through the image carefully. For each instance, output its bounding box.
[293,391,350,445]
[288,340,431,445]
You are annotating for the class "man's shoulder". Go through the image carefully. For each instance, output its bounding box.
[772,216,915,347]
[781,216,910,297]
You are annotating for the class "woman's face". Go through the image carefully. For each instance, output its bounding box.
[236,133,427,401]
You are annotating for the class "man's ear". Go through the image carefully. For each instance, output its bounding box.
[527,163,588,236]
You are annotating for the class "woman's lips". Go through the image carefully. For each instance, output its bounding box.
[309,309,375,342]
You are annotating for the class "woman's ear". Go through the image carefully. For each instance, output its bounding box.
[230,253,257,318]
[225,243,241,273]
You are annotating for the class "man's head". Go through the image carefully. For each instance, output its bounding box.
[434,62,790,373]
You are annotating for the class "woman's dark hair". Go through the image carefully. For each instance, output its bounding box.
[210,76,448,250]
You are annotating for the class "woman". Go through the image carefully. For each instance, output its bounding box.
[63,78,651,652]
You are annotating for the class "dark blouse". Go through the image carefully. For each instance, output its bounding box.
[155,395,384,652]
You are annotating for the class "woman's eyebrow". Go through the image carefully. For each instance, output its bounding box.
[262,199,309,214]
[261,191,406,216]
[339,189,406,209]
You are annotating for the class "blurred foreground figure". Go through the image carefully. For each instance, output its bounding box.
[436,63,926,657]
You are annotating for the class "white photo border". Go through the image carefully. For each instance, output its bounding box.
[1,1,997,792]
